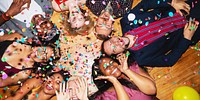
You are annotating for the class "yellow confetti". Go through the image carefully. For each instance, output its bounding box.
[22,28,26,32]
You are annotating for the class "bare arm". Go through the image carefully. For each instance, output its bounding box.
[6,77,41,100]
[0,70,31,88]
[0,32,23,42]
[95,76,130,100]
[117,53,156,95]
[0,0,31,26]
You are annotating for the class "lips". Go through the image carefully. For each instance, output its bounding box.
[46,84,53,90]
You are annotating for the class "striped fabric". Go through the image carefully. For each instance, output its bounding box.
[125,13,187,50]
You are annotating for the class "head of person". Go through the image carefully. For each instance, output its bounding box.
[43,70,70,95]
[90,56,133,99]
[31,14,60,45]
[93,56,122,78]
[63,8,94,36]
[30,44,61,63]
[102,36,132,56]
[95,8,114,40]
[66,76,86,100]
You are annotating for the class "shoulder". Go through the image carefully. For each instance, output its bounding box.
[25,77,43,88]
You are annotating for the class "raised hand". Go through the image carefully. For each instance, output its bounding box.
[116,53,129,73]
[6,0,31,17]
[171,0,190,16]
[55,82,70,100]
[75,77,88,100]
[183,18,199,40]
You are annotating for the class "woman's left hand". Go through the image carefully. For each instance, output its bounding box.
[116,53,129,73]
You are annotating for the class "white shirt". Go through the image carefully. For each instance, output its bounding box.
[0,0,44,27]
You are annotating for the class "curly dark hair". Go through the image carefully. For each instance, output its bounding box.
[89,55,138,99]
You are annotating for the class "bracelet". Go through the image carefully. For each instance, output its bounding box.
[1,13,11,21]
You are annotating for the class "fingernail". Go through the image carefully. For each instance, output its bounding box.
[193,18,195,21]
[189,17,192,21]
[195,21,199,25]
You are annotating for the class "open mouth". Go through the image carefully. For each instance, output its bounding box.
[46,84,53,90]
[111,68,118,75]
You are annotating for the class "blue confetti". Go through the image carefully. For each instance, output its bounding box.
[36,94,39,98]
[157,0,160,4]
[168,12,174,17]
[134,20,137,25]
[145,21,149,26]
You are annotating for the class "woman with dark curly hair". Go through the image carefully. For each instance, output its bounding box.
[0,38,61,87]
[90,53,157,100]
[5,70,70,100]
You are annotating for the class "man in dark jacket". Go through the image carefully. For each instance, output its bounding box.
[102,0,200,67]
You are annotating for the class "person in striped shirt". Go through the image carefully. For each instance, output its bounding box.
[101,0,200,67]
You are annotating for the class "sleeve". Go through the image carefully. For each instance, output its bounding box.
[137,38,191,67]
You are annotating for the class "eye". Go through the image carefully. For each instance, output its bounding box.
[56,80,61,84]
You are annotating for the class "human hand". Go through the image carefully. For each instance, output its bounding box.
[171,0,190,16]
[6,0,31,17]
[183,17,199,40]
[55,82,70,100]
[74,77,88,100]
[95,75,118,83]
[116,53,129,73]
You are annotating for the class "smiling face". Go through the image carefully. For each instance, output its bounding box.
[32,14,57,41]
[43,73,64,95]
[103,36,130,55]
[31,46,54,62]
[95,11,113,39]
[99,58,122,78]
[69,6,85,29]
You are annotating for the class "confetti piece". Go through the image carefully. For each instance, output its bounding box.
[1,57,7,62]
[0,29,4,36]
[5,66,12,69]
[134,20,137,25]
[128,13,135,21]
[145,21,149,26]
[22,28,26,32]
[2,72,8,79]
[168,12,174,17]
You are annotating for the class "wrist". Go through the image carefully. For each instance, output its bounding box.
[123,68,131,74]
[2,13,11,21]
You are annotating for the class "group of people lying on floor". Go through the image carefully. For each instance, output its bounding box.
[0,0,199,100]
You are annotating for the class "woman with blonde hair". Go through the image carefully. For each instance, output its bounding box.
[52,0,94,36]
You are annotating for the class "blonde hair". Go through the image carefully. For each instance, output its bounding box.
[62,9,94,36]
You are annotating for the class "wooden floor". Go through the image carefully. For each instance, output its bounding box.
[148,45,200,99]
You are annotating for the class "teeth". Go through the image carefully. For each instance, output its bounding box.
[111,68,117,75]
[47,84,53,89]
